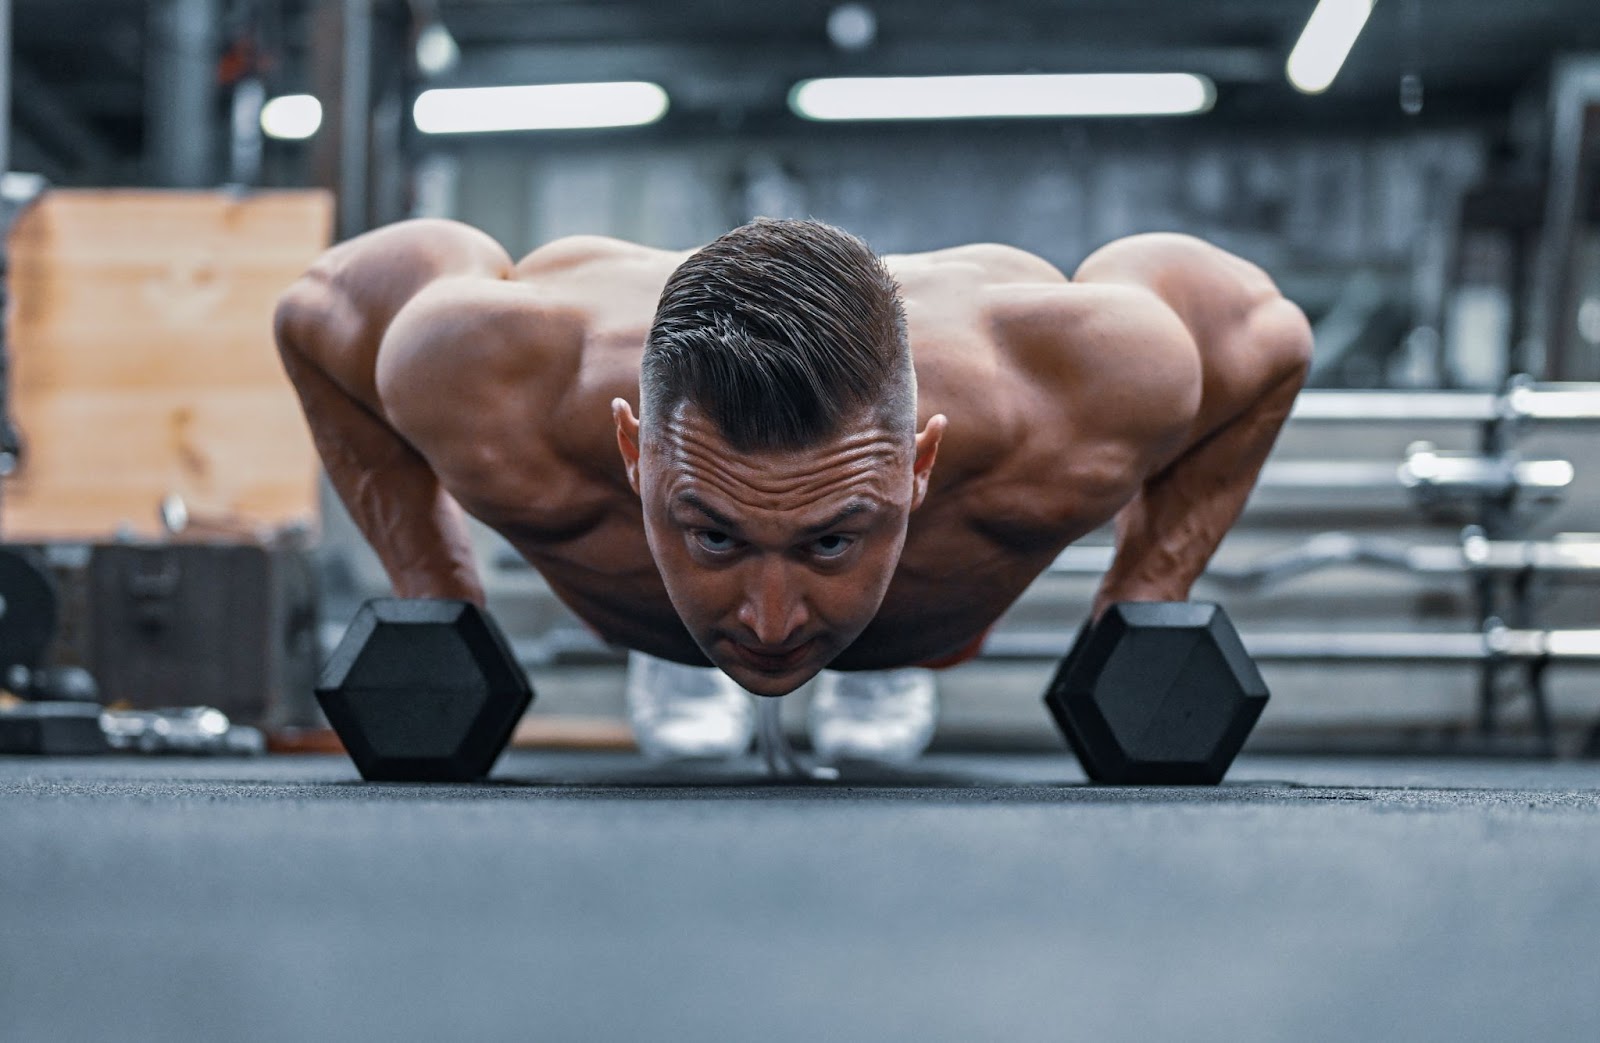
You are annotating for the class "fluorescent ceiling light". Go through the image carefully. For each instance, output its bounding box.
[259,94,322,140]
[826,3,877,52]
[1286,0,1375,94]
[789,73,1215,121]
[415,22,460,78]
[413,82,669,134]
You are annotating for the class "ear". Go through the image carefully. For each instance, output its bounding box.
[613,398,643,496]
[909,414,947,511]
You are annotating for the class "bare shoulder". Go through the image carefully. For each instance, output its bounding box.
[982,280,1203,506]
[287,219,514,326]
[1074,232,1312,403]
[1074,232,1277,299]
[273,219,515,408]
[889,241,1068,287]
[376,277,576,408]
[373,278,582,480]
[514,234,686,277]
[990,280,1201,412]
[1074,233,1305,348]
[311,218,511,279]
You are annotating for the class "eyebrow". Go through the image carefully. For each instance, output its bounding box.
[798,499,879,536]
[675,492,741,533]
[673,493,880,537]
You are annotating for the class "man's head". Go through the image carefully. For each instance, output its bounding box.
[613,218,945,696]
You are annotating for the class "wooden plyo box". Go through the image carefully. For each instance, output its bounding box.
[3,190,333,540]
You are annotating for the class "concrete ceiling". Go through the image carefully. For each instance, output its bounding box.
[10,0,1600,179]
[434,0,1599,106]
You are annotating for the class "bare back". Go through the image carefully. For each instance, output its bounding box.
[284,222,1214,668]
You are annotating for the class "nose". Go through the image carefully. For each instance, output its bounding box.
[736,555,810,647]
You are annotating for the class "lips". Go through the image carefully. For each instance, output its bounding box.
[728,638,815,674]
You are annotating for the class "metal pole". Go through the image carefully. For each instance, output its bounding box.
[146,0,220,187]
[339,0,372,239]
[310,0,375,241]
[979,627,1600,665]
[1048,532,1600,588]
[1288,389,1500,422]
[229,78,266,187]
[1530,58,1600,379]
[0,0,12,516]
[0,0,10,180]
[1288,384,1600,423]
[308,1,342,219]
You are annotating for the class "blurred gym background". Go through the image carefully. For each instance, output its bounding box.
[4,0,1600,756]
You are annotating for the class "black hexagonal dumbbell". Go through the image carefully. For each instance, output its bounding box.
[1043,602,1268,785]
[316,599,535,782]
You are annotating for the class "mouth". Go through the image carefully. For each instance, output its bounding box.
[726,638,817,675]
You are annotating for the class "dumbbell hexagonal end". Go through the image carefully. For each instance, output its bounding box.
[1043,619,1108,778]
[1044,602,1268,785]
[316,599,534,782]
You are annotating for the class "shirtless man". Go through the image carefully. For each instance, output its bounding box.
[274,217,1311,763]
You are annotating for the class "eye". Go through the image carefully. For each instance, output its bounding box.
[810,534,855,559]
[693,530,736,553]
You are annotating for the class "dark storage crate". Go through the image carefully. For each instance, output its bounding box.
[33,541,320,727]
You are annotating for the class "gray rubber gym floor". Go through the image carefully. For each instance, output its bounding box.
[4,751,1599,1043]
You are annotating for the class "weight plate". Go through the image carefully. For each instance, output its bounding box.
[0,546,59,671]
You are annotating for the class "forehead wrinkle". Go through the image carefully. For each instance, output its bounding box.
[675,459,889,519]
[655,422,904,500]
[662,418,895,459]
[660,442,897,520]
[655,405,901,460]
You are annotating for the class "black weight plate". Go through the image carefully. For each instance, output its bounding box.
[0,546,59,671]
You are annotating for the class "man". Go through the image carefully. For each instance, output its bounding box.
[275,217,1311,764]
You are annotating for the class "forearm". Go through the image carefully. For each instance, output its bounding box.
[1074,236,1312,617]
[280,342,485,605]
[320,426,485,606]
[1093,366,1302,617]
[272,223,515,605]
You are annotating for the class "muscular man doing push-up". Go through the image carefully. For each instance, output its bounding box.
[275,218,1311,764]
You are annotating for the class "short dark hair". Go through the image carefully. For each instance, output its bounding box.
[641,218,913,453]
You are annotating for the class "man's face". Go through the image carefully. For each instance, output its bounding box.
[615,400,943,697]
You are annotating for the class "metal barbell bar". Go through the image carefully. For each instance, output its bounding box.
[1048,529,1600,590]
[1289,382,1600,424]
[981,624,1600,665]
